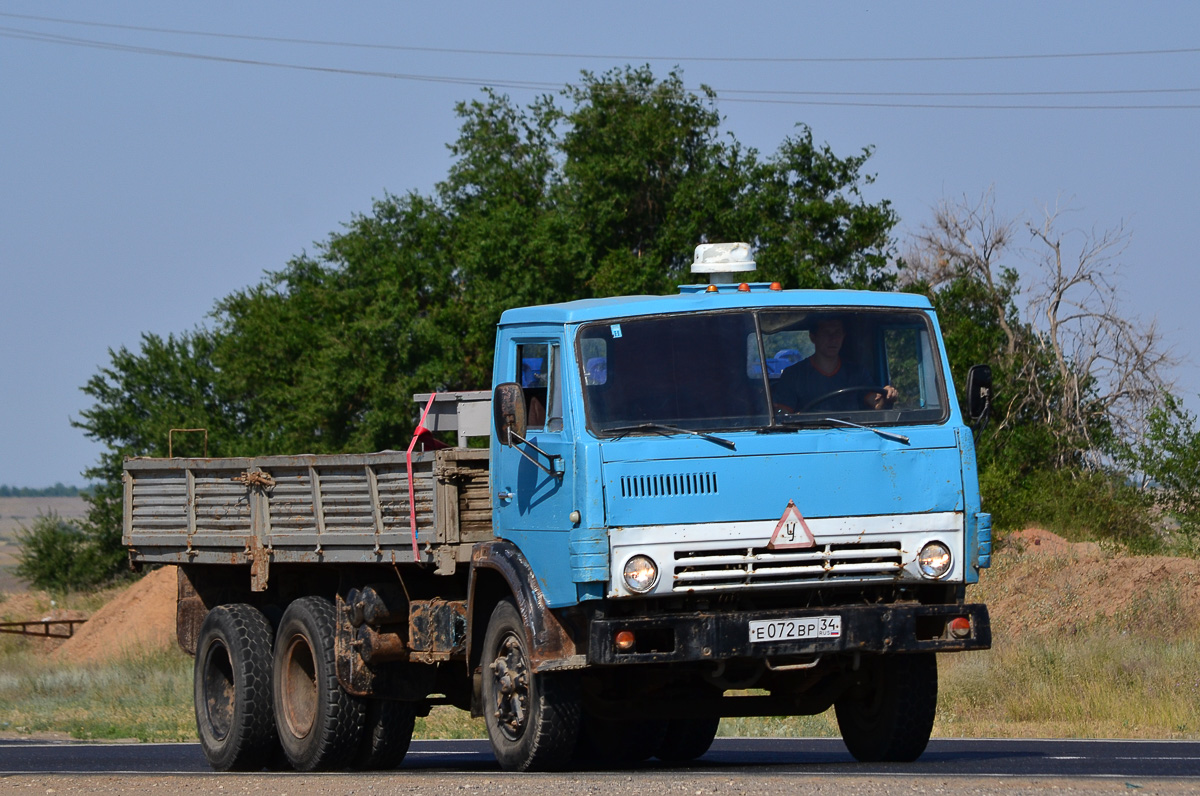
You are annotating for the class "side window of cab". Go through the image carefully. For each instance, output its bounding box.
[517,343,563,432]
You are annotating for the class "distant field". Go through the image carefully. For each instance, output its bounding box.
[0,496,88,594]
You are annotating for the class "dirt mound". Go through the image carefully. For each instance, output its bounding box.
[984,528,1200,639]
[51,567,177,665]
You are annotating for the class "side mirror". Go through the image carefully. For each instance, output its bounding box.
[965,365,993,429]
[493,382,527,446]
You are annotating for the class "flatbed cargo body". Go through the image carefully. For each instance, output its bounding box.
[124,448,490,576]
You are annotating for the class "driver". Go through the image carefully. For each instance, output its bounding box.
[773,318,898,412]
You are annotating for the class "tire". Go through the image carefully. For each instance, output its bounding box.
[574,710,667,769]
[272,596,366,771]
[353,698,416,770]
[481,599,581,772]
[834,653,938,763]
[193,603,279,771]
[655,715,720,762]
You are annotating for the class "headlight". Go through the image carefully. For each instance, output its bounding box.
[622,555,659,593]
[917,541,952,579]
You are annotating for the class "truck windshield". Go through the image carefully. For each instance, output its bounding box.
[578,308,948,436]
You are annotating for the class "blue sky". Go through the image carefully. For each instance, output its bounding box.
[2,2,1197,487]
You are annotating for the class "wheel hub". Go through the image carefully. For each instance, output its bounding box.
[280,634,318,739]
[491,634,529,740]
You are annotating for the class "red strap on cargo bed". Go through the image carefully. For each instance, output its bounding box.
[406,392,439,560]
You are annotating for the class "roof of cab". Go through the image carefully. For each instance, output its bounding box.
[498,286,934,327]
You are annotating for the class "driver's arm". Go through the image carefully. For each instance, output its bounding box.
[863,384,899,410]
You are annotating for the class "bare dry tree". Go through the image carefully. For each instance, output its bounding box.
[904,187,1020,360]
[1025,200,1176,466]
[907,189,1175,467]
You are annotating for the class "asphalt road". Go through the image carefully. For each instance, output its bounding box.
[0,737,1197,779]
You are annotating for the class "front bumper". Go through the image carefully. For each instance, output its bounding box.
[588,602,990,666]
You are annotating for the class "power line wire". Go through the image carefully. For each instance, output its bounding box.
[2,10,1199,65]
[718,86,1200,98]
[3,25,1198,110]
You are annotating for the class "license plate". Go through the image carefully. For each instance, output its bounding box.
[748,615,841,643]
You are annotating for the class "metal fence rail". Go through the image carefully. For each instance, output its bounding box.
[0,619,86,639]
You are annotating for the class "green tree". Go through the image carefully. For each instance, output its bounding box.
[73,330,232,584]
[70,66,899,577]
[748,127,897,290]
[1129,394,1200,546]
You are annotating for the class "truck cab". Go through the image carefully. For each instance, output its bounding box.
[478,244,991,768]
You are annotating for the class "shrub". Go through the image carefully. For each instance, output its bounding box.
[14,513,119,592]
[982,465,1156,549]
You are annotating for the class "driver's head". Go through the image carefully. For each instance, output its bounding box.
[810,318,846,359]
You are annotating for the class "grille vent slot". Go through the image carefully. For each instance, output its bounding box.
[620,472,718,499]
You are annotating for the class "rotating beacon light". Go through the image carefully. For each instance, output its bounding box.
[692,242,756,285]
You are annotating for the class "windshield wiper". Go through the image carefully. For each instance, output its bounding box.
[606,423,737,451]
[823,417,910,445]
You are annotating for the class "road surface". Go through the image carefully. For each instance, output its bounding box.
[1,737,1197,794]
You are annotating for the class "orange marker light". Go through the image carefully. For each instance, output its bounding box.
[769,282,783,291]
[705,284,719,293]
[948,617,971,639]
[615,630,636,651]
[737,282,751,292]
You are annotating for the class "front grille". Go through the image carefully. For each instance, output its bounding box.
[672,540,903,593]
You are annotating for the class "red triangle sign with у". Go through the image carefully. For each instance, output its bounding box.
[768,499,815,549]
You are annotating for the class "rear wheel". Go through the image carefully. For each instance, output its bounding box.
[272,596,365,771]
[353,698,416,770]
[834,653,937,762]
[481,599,580,771]
[193,603,279,771]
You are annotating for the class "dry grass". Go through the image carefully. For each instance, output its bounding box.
[0,646,195,741]
[935,633,1200,739]
[931,536,1200,740]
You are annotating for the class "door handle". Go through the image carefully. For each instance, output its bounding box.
[496,490,514,501]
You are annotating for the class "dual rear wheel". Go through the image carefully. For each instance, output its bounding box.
[193,598,415,772]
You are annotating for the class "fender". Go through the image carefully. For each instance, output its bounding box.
[467,540,585,673]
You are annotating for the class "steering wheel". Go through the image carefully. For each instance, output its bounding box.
[800,385,890,412]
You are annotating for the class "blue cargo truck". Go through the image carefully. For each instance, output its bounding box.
[125,243,992,772]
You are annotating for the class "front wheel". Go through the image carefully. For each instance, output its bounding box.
[656,715,720,762]
[481,599,581,771]
[574,710,667,768]
[834,653,937,762]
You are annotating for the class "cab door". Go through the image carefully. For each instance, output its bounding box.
[493,338,577,537]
